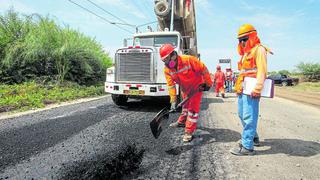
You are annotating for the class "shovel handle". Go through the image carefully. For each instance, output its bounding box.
[169,89,199,112]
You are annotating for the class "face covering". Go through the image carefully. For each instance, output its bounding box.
[164,53,177,69]
[237,31,260,55]
[167,60,176,68]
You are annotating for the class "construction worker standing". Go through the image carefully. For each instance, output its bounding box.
[230,24,273,156]
[225,68,233,92]
[159,44,213,142]
[213,65,226,98]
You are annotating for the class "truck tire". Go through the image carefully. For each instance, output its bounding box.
[292,81,298,86]
[154,1,170,17]
[281,81,288,87]
[111,94,128,106]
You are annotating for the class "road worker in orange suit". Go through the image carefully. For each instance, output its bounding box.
[230,24,273,156]
[159,44,213,142]
[213,65,226,98]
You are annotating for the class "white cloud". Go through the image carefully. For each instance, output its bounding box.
[294,9,306,17]
[95,0,147,20]
[238,0,269,12]
[235,13,295,29]
[306,0,320,4]
[198,47,238,72]
[196,0,214,16]
[55,10,104,25]
[0,0,34,13]
[298,47,320,63]
[239,0,255,11]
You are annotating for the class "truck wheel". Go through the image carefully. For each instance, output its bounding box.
[281,81,288,87]
[292,81,298,86]
[111,94,128,106]
[154,1,170,17]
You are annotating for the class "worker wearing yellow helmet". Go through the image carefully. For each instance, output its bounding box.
[230,24,273,156]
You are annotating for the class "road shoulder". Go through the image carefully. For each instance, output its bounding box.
[275,87,320,108]
[206,92,320,180]
[0,95,110,120]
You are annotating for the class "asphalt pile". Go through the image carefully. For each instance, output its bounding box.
[60,143,145,180]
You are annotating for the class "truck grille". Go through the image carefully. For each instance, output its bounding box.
[116,52,153,82]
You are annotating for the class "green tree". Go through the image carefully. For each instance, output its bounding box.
[268,71,278,75]
[278,70,291,76]
[296,62,320,81]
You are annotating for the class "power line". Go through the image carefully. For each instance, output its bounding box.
[68,0,133,34]
[140,0,155,20]
[86,0,129,24]
[131,0,152,21]
[137,20,157,28]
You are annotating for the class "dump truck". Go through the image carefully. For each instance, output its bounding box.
[105,0,198,106]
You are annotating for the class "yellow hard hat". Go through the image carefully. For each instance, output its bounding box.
[238,24,256,38]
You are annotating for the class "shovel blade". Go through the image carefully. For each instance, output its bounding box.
[150,119,163,139]
[150,107,170,139]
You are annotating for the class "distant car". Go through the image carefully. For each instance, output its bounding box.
[268,74,299,86]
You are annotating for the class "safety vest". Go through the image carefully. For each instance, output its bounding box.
[235,44,270,93]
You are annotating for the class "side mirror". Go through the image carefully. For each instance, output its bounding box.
[123,39,127,47]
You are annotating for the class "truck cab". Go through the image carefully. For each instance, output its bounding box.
[105,31,183,106]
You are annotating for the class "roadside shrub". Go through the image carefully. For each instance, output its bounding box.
[0,9,112,85]
[0,81,104,113]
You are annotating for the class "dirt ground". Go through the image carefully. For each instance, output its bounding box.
[209,92,320,180]
[275,87,320,108]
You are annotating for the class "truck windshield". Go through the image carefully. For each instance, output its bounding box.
[135,35,178,47]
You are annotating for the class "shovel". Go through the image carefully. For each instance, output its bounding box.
[149,96,191,139]
[149,88,200,139]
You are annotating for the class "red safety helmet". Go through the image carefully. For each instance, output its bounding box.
[160,44,175,60]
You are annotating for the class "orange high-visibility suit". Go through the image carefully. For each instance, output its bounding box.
[164,55,212,134]
[213,70,226,94]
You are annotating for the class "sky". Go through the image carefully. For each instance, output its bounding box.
[1,0,320,72]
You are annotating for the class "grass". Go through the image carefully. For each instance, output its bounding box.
[0,81,105,113]
[280,82,320,93]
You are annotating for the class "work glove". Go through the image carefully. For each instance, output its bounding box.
[170,101,177,111]
[198,83,211,92]
[250,91,261,98]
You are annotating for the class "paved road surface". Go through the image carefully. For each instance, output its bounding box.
[0,92,319,179]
